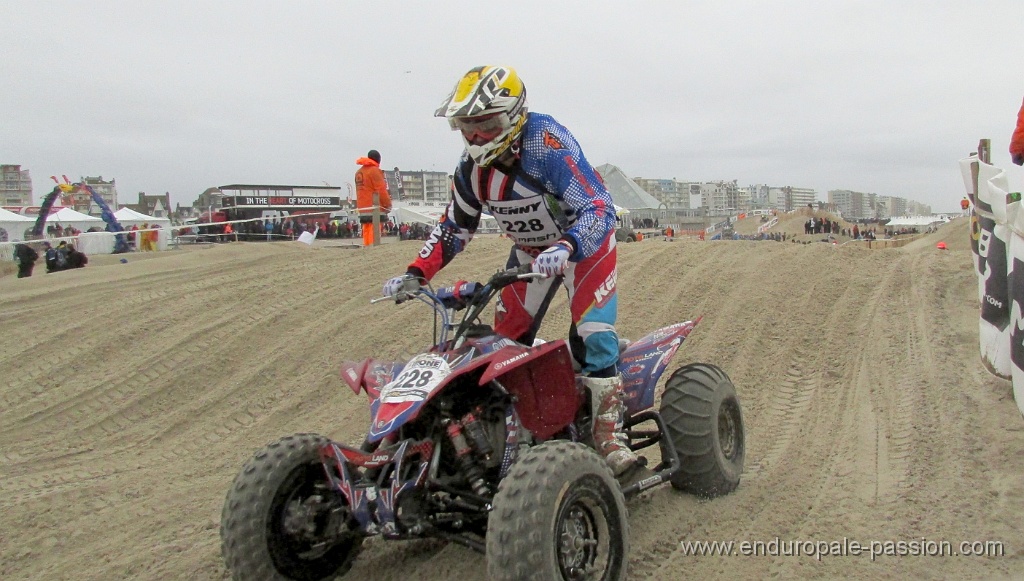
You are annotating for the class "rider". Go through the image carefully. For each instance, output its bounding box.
[382,65,638,475]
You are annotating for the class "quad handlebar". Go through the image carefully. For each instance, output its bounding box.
[371,265,547,348]
[372,265,544,307]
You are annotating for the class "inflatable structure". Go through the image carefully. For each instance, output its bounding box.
[34,179,130,253]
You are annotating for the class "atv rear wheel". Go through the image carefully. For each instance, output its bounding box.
[660,363,744,497]
[220,433,361,581]
[486,441,628,581]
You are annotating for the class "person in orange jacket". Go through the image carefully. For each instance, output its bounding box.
[354,149,393,246]
[1011,97,1024,166]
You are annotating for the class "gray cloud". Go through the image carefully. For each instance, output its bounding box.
[4,1,1022,212]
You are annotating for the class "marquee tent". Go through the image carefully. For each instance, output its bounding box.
[393,204,499,233]
[114,207,172,229]
[393,206,443,227]
[0,208,33,242]
[45,207,103,231]
[885,215,952,230]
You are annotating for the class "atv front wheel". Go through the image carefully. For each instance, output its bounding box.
[660,363,745,497]
[486,441,628,581]
[220,433,361,581]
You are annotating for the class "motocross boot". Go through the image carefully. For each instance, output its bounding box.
[583,375,638,476]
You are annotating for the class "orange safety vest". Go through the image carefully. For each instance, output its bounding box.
[355,158,392,223]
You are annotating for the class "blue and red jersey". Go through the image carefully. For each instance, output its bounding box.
[409,112,615,280]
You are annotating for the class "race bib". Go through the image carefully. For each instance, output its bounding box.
[379,354,452,403]
[486,195,561,246]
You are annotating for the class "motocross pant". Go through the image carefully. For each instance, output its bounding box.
[494,232,619,376]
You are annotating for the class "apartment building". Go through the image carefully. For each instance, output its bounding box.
[635,175,819,216]
[829,190,925,220]
[78,176,120,215]
[129,192,172,218]
[1,164,33,206]
[697,180,743,215]
[382,169,450,204]
[829,189,868,219]
[633,178,695,210]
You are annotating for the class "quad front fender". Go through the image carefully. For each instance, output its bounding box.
[481,340,580,440]
[340,358,403,400]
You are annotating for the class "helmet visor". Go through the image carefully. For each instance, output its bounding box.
[449,113,509,145]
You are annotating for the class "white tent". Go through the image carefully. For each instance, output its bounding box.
[114,207,172,229]
[0,208,34,242]
[46,207,103,231]
[885,215,950,229]
[393,206,500,233]
[394,206,445,227]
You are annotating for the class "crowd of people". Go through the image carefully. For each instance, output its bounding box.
[46,224,83,238]
[11,240,87,278]
[733,231,789,241]
[181,216,438,244]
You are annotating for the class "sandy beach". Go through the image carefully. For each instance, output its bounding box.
[0,215,1021,580]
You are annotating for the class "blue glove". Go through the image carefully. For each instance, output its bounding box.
[1013,153,1024,166]
[383,275,408,298]
[532,241,573,277]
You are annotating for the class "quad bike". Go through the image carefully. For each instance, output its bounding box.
[220,266,745,580]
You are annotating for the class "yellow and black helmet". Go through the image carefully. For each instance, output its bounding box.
[435,66,528,166]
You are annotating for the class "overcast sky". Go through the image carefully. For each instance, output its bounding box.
[4,1,1023,213]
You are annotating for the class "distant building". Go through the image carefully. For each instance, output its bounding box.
[774,186,817,213]
[695,180,744,215]
[80,176,119,215]
[905,199,932,216]
[829,190,928,220]
[2,164,33,206]
[124,192,172,218]
[633,178,695,210]
[382,169,449,203]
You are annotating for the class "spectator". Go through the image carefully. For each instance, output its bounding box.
[14,242,39,278]
[66,245,88,268]
[54,241,70,271]
[43,241,57,272]
[355,149,392,246]
[1010,96,1024,166]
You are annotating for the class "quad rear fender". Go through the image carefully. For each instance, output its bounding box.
[619,318,701,415]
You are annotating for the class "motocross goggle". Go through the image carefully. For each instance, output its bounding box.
[449,112,509,144]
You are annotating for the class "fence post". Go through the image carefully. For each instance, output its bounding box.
[372,192,381,246]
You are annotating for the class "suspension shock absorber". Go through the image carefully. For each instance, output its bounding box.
[446,420,490,497]
[461,409,493,461]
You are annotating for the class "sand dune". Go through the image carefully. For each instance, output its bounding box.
[0,217,1020,580]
